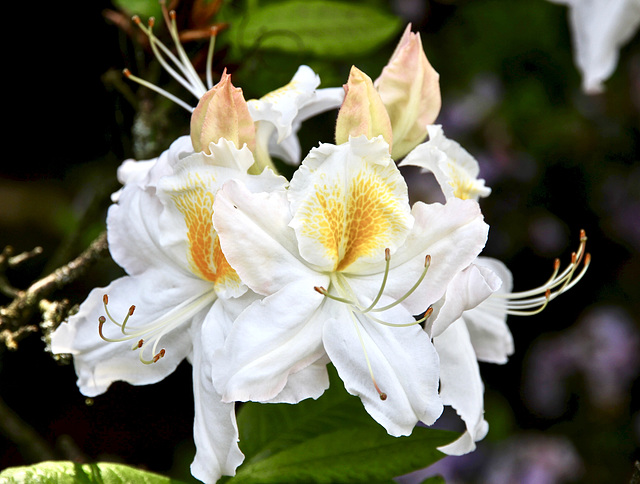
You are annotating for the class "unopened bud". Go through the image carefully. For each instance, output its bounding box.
[335,66,392,151]
[191,70,256,154]
[374,24,441,160]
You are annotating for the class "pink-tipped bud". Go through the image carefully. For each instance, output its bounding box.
[190,69,256,154]
[335,66,393,151]
[374,24,441,160]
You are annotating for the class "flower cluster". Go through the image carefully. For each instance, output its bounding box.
[50,13,590,484]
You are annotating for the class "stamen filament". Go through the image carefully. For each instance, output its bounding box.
[371,254,431,313]
[365,306,433,327]
[126,5,220,112]
[206,26,218,89]
[145,20,204,100]
[349,309,387,400]
[361,248,391,313]
[314,286,353,305]
[98,288,216,364]
[123,69,194,112]
[166,9,207,94]
[485,231,590,316]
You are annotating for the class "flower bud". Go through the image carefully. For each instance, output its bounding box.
[374,24,441,160]
[335,66,393,151]
[190,70,256,154]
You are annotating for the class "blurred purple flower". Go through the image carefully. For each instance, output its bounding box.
[599,166,640,252]
[483,434,583,484]
[439,74,503,137]
[396,433,582,484]
[524,305,640,417]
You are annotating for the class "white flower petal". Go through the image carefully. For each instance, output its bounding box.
[249,66,343,137]
[156,146,285,297]
[373,198,489,316]
[266,85,343,165]
[265,358,331,404]
[114,136,194,198]
[107,182,182,277]
[429,262,502,338]
[462,257,515,364]
[323,301,442,436]
[212,279,330,403]
[400,125,491,201]
[434,320,489,455]
[288,136,413,273]
[213,179,316,295]
[549,0,640,93]
[191,301,244,484]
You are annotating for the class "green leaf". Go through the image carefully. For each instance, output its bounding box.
[233,365,456,483]
[112,0,163,18]
[232,0,403,59]
[232,425,455,484]
[237,367,371,464]
[0,461,189,484]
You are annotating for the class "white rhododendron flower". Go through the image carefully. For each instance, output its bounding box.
[403,126,591,455]
[548,0,640,93]
[48,10,594,482]
[248,65,345,167]
[52,136,288,484]
[400,124,491,201]
[211,134,489,437]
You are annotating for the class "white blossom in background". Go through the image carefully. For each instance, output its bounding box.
[548,0,640,93]
[399,121,590,454]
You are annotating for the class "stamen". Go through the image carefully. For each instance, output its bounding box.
[369,254,431,313]
[349,310,387,401]
[314,249,440,398]
[123,68,194,112]
[314,286,354,305]
[485,230,590,316]
[125,6,217,111]
[98,289,216,365]
[206,26,218,90]
[316,250,433,328]
[361,248,391,313]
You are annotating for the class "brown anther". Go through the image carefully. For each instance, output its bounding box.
[314,286,327,295]
[385,248,391,261]
[170,10,177,20]
[103,294,109,304]
[137,339,144,348]
[129,305,136,316]
[132,15,141,24]
[424,254,431,267]
[544,288,551,299]
[98,316,107,339]
[153,349,166,363]
[424,306,433,318]
[123,68,131,78]
[379,393,388,401]
[580,229,587,240]
[148,17,155,28]
[570,252,577,264]
[554,258,561,270]
[584,253,591,265]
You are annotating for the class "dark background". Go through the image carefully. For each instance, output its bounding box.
[2,0,639,483]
